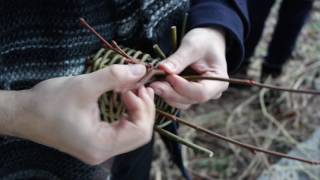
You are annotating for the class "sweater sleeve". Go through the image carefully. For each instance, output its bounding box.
[189,0,249,73]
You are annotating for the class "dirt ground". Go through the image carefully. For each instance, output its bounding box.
[152,1,320,180]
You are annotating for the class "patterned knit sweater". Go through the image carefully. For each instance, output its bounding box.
[0,0,248,179]
[0,0,189,179]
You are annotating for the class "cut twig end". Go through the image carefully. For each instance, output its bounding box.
[153,44,167,59]
[170,26,178,51]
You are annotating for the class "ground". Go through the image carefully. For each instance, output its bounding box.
[152,1,320,180]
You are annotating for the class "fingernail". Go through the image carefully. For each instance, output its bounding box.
[162,62,175,71]
[129,64,146,76]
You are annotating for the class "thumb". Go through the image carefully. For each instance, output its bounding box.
[86,64,146,95]
[159,42,196,74]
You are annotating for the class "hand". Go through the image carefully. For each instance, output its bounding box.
[150,27,229,109]
[5,64,155,165]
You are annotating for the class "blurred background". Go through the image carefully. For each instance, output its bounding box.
[152,0,320,179]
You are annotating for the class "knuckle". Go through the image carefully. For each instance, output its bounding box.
[211,82,229,100]
[168,53,186,70]
[196,91,210,103]
[223,82,229,91]
[212,92,222,100]
[183,36,201,51]
[161,92,173,102]
[171,54,184,64]
[108,66,123,80]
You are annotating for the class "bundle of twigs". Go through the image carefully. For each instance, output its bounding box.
[80,16,320,165]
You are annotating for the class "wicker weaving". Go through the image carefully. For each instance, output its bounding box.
[86,47,179,125]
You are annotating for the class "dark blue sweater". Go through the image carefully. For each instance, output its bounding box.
[190,0,249,72]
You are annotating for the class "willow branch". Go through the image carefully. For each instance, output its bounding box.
[81,16,320,165]
[156,109,320,165]
[183,76,320,95]
[181,13,188,38]
[155,127,214,157]
[80,18,114,51]
[80,18,320,96]
[171,26,178,51]
[80,18,140,64]
[153,44,167,59]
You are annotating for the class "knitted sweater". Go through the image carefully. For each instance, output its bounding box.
[0,0,248,179]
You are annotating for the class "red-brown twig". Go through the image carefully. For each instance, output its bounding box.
[183,76,320,95]
[79,18,139,64]
[80,17,320,96]
[156,109,320,165]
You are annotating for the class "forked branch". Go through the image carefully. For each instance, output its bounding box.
[156,109,320,165]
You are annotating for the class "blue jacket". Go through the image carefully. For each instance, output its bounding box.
[190,0,249,72]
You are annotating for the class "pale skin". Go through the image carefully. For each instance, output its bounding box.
[0,27,228,165]
[0,64,155,165]
[151,27,229,109]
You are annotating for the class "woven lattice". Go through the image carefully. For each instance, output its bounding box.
[86,47,180,125]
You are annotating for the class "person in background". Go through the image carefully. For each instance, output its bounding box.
[243,0,314,81]
[0,0,249,179]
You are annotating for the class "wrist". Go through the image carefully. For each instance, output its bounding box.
[207,26,226,54]
[0,90,32,136]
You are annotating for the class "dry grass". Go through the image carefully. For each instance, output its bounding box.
[152,1,320,179]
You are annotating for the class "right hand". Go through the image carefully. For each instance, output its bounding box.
[5,64,155,165]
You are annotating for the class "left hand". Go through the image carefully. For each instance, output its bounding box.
[150,27,229,109]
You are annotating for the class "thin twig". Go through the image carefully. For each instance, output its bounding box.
[156,109,320,165]
[155,127,214,157]
[81,17,320,96]
[153,44,167,59]
[171,26,178,51]
[183,76,320,95]
[80,18,115,52]
[80,18,140,64]
[181,13,188,38]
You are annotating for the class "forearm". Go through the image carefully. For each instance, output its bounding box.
[0,90,28,136]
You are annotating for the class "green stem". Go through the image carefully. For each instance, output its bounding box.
[171,26,178,51]
[153,44,167,59]
[156,121,172,129]
[181,13,188,38]
[155,127,214,157]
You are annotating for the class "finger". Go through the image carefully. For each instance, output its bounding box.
[137,86,154,110]
[139,87,154,105]
[165,102,191,110]
[122,88,154,127]
[122,91,143,121]
[85,64,146,96]
[136,87,155,125]
[149,81,197,105]
[89,110,153,164]
[146,87,155,100]
[99,119,152,157]
[159,41,197,74]
[166,73,228,103]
